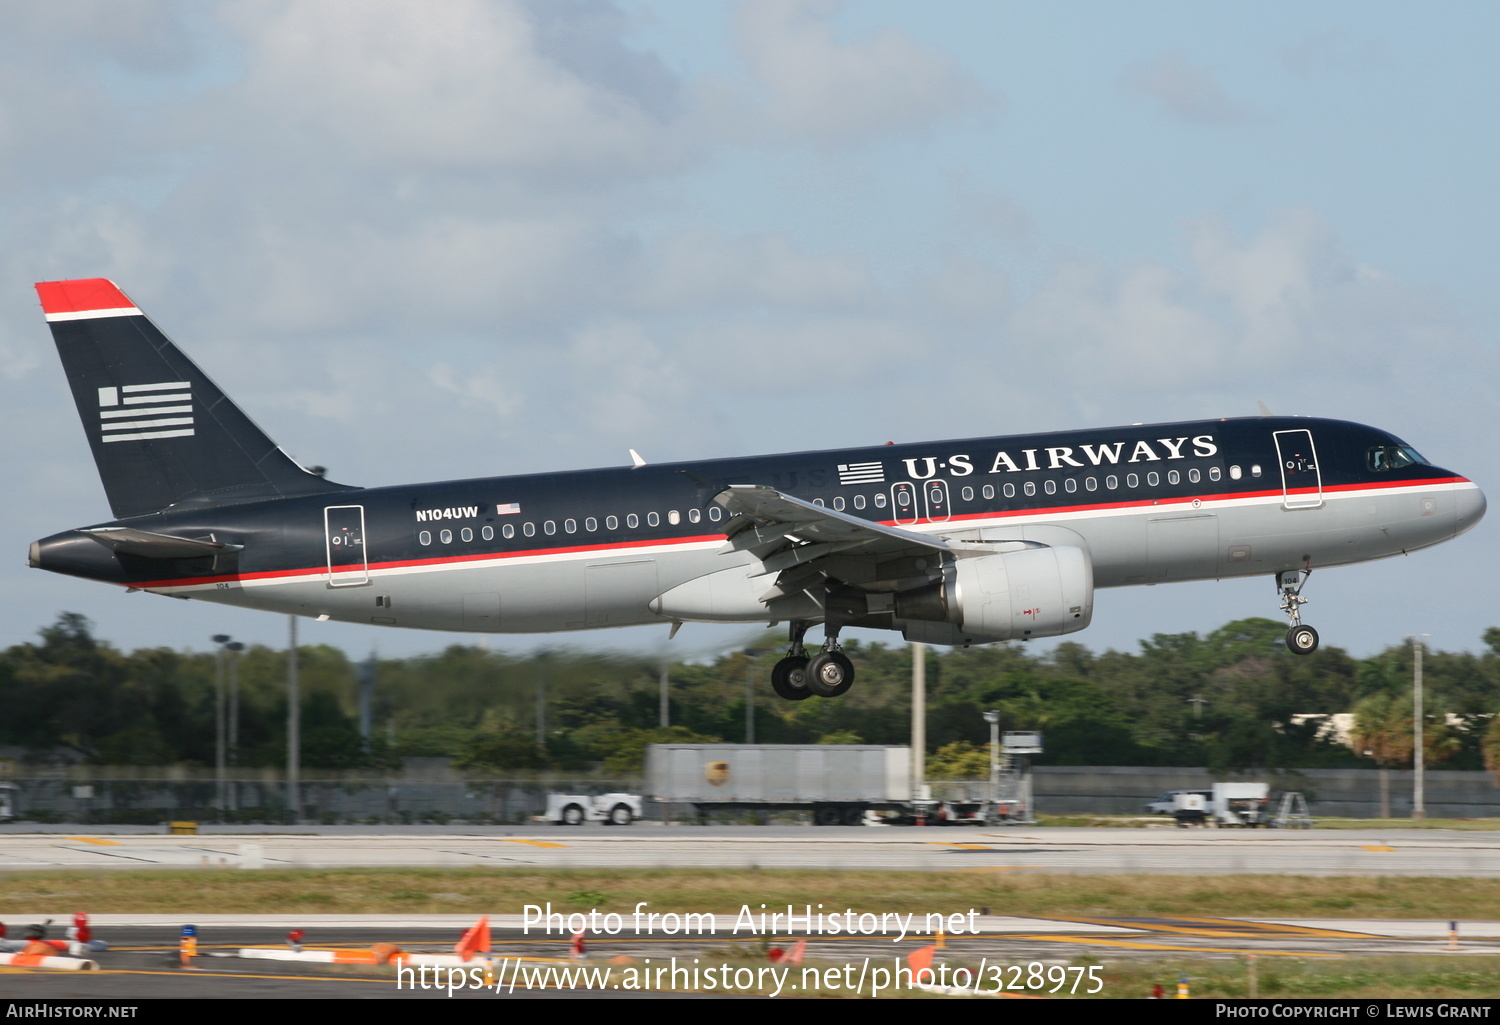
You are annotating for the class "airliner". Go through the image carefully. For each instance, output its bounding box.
[28,279,1486,700]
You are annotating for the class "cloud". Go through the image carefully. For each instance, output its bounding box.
[1281,32,1386,77]
[1121,52,1251,124]
[733,0,995,145]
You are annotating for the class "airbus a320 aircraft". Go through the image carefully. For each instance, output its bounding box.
[29,279,1486,700]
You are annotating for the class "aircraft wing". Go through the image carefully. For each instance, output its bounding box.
[713,483,1039,604]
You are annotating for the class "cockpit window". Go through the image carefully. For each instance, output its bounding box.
[1367,445,1425,472]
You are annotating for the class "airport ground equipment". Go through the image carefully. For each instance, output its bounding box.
[1172,790,1211,827]
[1213,782,1271,827]
[1273,791,1314,828]
[544,792,642,826]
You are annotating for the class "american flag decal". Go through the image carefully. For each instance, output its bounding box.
[838,461,884,485]
[97,381,194,443]
[496,502,522,515]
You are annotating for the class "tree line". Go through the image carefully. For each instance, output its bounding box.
[2,613,1499,780]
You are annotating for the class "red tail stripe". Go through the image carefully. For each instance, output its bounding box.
[35,279,136,315]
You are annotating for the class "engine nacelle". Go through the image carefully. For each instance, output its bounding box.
[896,546,1093,645]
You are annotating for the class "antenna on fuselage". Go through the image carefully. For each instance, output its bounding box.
[629,449,647,468]
[1257,401,1274,417]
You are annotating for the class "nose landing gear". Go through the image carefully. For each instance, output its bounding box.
[1277,566,1319,654]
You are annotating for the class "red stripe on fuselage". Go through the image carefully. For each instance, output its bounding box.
[125,476,1470,591]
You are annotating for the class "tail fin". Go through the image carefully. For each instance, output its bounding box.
[37,279,357,518]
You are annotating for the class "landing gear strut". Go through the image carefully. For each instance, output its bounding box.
[770,621,812,701]
[769,620,856,699]
[1277,566,1319,655]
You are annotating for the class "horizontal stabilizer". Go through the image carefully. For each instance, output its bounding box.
[79,527,243,560]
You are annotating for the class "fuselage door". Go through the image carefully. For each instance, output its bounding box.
[325,505,369,586]
[1273,430,1323,510]
[890,482,918,525]
[922,479,951,522]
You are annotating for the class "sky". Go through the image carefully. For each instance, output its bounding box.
[2,1,1496,664]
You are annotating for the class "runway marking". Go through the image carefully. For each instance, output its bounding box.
[1164,916,1377,939]
[1362,845,1396,852]
[927,843,994,850]
[1012,934,1342,957]
[952,865,1044,873]
[1022,915,1379,940]
[68,836,120,846]
[498,839,568,849]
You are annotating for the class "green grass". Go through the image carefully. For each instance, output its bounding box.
[5,868,1500,919]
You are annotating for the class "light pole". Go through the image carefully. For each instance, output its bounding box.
[212,635,231,818]
[287,616,300,824]
[983,710,1000,821]
[1411,634,1429,821]
[910,643,926,801]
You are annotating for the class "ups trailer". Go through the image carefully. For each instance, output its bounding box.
[645,743,988,825]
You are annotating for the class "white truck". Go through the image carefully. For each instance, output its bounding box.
[1169,783,1271,827]
[544,792,642,826]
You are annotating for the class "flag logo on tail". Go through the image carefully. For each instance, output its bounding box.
[98,381,194,443]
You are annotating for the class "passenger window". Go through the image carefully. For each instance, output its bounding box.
[1147,472,1159,487]
[1065,478,1077,493]
[982,485,994,500]
[961,487,974,502]
[523,523,535,537]
[1127,473,1139,488]
[461,527,474,542]
[896,491,911,508]
[1168,470,1180,485]
[1209,467,1222,482]
[1003,483,1015,499]
[1251,464,1262,478]
[627,514,639,528]
[812,498,825,507]
[585,517,597,531]
[482,525,494,540]
[1044,480,1056,495]
[668,510,680,525]
[418,530,432,546]
[647,511,660,527]
[1106,475,1118,490]
[832,497,845,511]
[503,524,515,539]
[1230,466,1242,480]
[606,515,619,529]
[440,529,453,544]
[853,495,866,509]
[1023,481,1036,497]
[874,493,887,508]
[544,520,556,535]
[1187,469,1200,484]
[1085,477,1097,492]
[708,507,723,522]
[564,519,576,533]
[688,509,700,523]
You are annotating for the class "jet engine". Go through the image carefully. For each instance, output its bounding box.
[895,546,1093,646]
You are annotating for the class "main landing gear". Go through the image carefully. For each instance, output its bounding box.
[770,621,856,700]
[1277,566,1319,655]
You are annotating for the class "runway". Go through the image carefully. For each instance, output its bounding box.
[3,824,1499,875]
[2,914,1497,1000]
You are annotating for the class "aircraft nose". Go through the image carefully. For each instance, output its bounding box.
[1455,483,1486,537]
